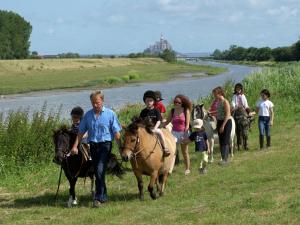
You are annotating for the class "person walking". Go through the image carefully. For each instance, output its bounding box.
[71,90,122,207]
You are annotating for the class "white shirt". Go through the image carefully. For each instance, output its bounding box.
[256,99,274,116]
[232,94,249,109]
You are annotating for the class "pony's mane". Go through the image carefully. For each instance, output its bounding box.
[53,124,71,138]
[126,116,153,134]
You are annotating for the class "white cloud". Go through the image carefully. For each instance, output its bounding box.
[228,12,244,23]
[46,28,54,35]
[107,15,126,24]
[56,17,64,24]
[158,0,198,14]
[267,6,298,17]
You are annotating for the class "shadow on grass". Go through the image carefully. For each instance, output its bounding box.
[0,192,138,209]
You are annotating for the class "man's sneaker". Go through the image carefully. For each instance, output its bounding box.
[199,168,207,175]
[184,169,191,175]
[92,200,102,208]
[163,148,171,157]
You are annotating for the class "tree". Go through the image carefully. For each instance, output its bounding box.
[159,49,176,62]
[291,39,300,60]
[0,10,32,59]
[272,47,293,62]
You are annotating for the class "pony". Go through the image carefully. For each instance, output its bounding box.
[232,107,251,150]
[192,104,236,160]
[53,125,124,207]
[121,117,176,200]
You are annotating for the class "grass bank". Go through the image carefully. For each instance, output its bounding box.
[0,63,300,224]
[0,58,226,95]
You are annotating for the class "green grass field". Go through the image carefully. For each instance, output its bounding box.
[0,63,300,225]
[0,58,225,95]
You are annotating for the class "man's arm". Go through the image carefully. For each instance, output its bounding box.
[71,133,85,155]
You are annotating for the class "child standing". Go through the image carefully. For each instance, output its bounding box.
[182,119,210,174]
[256,89,274,149]
[140,90,170,157]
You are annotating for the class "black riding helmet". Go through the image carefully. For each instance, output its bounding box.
[143,90,157,103]
[70,106,84,119]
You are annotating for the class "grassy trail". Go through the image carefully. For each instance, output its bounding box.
[0,117,300,225]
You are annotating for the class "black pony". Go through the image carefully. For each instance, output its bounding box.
[53,125,124,207]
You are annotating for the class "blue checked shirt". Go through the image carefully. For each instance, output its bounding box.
[79,106,122,143]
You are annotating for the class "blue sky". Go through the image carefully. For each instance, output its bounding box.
[1,0,300,54]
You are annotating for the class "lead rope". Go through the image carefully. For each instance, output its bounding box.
[54,165,63,202]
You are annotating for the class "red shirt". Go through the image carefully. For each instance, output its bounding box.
[154,101,166,113]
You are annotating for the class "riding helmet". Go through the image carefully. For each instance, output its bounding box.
[143,90,157,103]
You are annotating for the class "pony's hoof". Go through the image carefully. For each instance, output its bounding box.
[139,195,144,201]
[150,193,157,200]
[159,192,164,197]
[67,196,78,208]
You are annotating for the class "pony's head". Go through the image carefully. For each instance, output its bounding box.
[121,117,144,162]
[52,125,76,165]
[192,103,206,120]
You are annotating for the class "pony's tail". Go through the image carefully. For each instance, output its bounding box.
[106,153,125,179]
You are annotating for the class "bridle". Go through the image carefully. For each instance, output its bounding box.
[123,131,160,168]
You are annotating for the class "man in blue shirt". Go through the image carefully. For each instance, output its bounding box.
[71,90,122,207]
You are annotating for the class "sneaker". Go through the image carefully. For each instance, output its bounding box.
[92,200,102,208]
[184,169,191,175]
[199,168,207,175]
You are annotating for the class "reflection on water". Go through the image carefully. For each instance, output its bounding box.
[0,60,260,119]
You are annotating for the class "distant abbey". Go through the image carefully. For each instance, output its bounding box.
[144,34,173,55]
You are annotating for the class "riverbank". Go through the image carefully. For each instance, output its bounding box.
[0,63,300,224]
[0,58,226,95]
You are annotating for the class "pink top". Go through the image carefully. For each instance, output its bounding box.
[210,99,219,117]
[172,112,186,132]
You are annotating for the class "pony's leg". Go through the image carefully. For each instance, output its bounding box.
[67,177,78,208]
[209,138,214,163]
[160,171,169,196]
[237,128,241,151]
[243,130,249,150]
[133,170,144,201]
[148,171,158,200]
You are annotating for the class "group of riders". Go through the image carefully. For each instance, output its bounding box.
[65,83,274,207]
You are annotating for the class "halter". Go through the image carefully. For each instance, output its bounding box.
[124,132,160,168]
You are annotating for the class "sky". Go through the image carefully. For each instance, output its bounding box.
[1,0,300,55]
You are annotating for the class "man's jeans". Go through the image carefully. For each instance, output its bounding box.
[90,141,112,202]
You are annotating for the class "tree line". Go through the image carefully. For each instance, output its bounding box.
[212,39,300,62]
[0,10,32,59]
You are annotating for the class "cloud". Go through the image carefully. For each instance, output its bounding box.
[46,28,54,35]
[157,0,198,14]
[107,15,127,24]
[267,6,298,17]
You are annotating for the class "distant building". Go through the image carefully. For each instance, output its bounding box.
[144,34,173,55]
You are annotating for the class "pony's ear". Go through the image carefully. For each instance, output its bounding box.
[200,103,204,107]
[121,124,127,130]
[131,116,141,123]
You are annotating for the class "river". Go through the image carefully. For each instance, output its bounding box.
[0,60,260,119]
